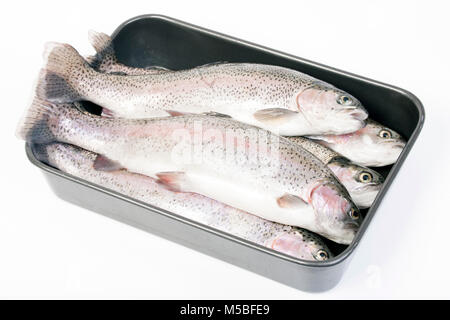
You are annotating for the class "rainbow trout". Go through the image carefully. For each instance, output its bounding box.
[36,40,367,136]
[18,99,361,244]
[33,142,333,261]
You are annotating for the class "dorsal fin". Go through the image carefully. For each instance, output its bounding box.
[87,30,117,69]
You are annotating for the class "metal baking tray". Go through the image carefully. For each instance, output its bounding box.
[24,14,425,292]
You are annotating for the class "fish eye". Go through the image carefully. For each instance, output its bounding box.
[379,129,392,139]
[315,249,329,261]
[348,207,360,220]
[337,95,353,106]
[359,171,373,183]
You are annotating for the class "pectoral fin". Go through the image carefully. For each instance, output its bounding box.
[101,107,116,118]
[254,108,298,124]
[166,110,191,117]
[93,155,124,172]
[305,135,335,144]
[166,110,232,118]
[156,171,188,192]
[201,111,232,118]
[276,194,308,208]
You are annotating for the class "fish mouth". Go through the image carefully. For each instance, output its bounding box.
[344,220,361,230]
[349,107,369,122]
[354,182,383,192]
[338,107,367,131]
[350,186,381,209]
[393,142,406,149]
[325,227,357,245]
[381,140,406,149]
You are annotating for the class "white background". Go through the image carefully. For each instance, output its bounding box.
[1,0,449,299]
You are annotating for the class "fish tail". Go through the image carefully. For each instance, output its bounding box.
[16,98,61,144]
[86,30,117,70]
[30,142,51,165]
[36,42,91,103]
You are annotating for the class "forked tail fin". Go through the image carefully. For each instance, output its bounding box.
[30,143,51,165]
[15,98,60,144]
[36,42,91,103]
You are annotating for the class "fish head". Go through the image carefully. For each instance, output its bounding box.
[309,180,362,244]
[328,159,384,208]
[268,230,333,261]
[296,84,368,135]
[315,120,406,166]
[354,120,406,166]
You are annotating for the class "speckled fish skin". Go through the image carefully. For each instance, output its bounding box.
[84,35,381,208]
[308,119,406,167]
[17,99,361,244]
[287,136,341,164]
[84,38,382,208]
[287,136,384,208]
[32,142,333,261]
[36,42,368,136]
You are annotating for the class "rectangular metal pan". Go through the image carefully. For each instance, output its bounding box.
[24,14,425,292]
